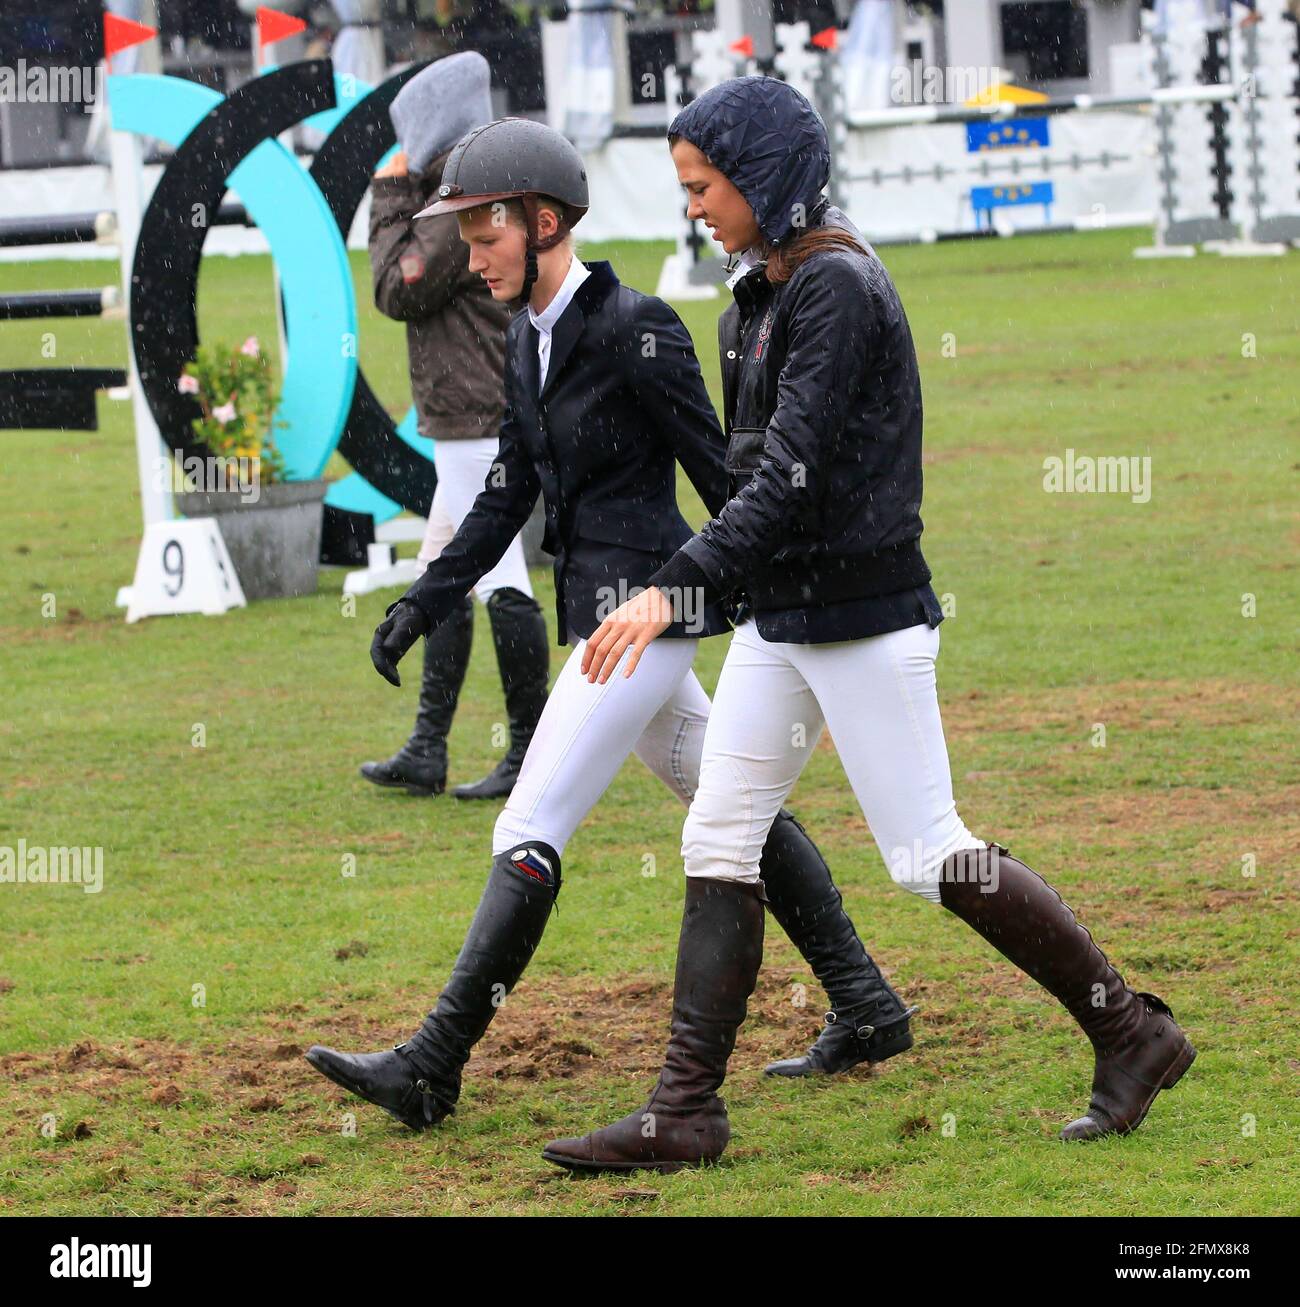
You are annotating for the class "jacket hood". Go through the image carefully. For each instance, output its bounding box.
[668,76,831,247]
[390,51,493,177]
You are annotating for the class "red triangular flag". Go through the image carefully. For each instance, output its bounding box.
[811,27,838,51]
[104,12,157,60]
[729,35,755,58]
[258,6,308,48]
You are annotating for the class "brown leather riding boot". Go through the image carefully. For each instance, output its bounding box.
[542,877,766,1173]
[938,843,1196,1141]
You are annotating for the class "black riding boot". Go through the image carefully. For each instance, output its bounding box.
[304,841,561,1130]
[938,843,1196,1141]
[453,587,549,800]
[360,595,473,796]
[542,878,766,1173]
[760,810,917,1077]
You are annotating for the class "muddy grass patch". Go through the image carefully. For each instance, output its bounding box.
[0,959,1081,1141]
[942,677,1294,738]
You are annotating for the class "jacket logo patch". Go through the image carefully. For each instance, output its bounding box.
[753,308,773,363]
[399,253,426,285]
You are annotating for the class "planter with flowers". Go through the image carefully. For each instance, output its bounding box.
[173,337,327,600]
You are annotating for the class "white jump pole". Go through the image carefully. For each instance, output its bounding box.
[253,22,293,376]
[109,73,246,622]
[845,82,1239,130]
[654,64,720,302]
[108,118,173,529]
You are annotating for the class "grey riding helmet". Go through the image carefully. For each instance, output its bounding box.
[416,117,589,253]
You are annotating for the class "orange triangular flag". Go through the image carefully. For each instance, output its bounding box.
[811,27,838,51]
[729,35,755,58]
[104,12,157,60]
[258,6,308,47]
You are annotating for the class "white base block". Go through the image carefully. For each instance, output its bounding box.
[1073,210,1155,231]
[655,253,720,302]
[1133,244,1197,258]
[375,516,427,543]
[343,557,422,597]
[1211,241,1289,257]
[119,518,247,623]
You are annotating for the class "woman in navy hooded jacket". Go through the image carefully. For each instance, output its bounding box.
[542,78,1196,1175]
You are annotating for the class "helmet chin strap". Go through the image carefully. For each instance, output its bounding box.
[520,247,540,307]
[519,193,572,308]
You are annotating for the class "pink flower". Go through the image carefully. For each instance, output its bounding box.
[239,336,261,358]
[177,373,199,394]
[213,397,238,425]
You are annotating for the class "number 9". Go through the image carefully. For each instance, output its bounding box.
[162,539,185,597]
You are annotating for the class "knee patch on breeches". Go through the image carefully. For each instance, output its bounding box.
[682,757,762,880]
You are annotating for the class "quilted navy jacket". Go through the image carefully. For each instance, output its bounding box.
[650,76,941,643]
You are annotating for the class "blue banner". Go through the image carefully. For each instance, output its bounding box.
[971,181,1055,226]
[967,116,1050,152]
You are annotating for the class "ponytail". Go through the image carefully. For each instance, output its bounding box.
[762,224,866,285]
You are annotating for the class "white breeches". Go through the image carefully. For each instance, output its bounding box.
[681,619,984,903]
[418,436,532,604]
[491,639,708,857]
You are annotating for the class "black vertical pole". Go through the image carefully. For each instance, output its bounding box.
[1201,27,1234,223]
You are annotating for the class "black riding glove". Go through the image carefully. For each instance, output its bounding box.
[370,599,430,687]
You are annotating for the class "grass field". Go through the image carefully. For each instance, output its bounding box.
[0,231,1296,1216]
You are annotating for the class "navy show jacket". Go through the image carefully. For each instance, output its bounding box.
[401,260,733,647]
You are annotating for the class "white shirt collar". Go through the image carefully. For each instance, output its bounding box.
[527,254,590,337]
[725,243,765,291]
